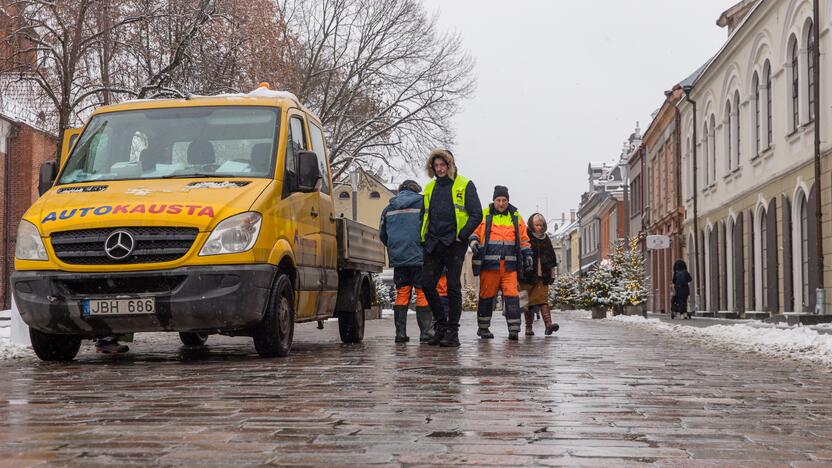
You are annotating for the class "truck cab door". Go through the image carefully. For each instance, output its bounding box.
[60,127,83,168]
[284,112,322,320]
[307,120,338,318]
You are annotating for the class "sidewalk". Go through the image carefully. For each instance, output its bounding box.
[644,311,832,335]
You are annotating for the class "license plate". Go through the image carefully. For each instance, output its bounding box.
[82,297,155,316]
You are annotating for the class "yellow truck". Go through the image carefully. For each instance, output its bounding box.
[12,86,385,361]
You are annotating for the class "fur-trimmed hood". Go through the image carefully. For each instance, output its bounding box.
[426,149,457,180]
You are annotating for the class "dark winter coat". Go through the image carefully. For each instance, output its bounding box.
[523,230,558,285]
[672,270,692,298]
[380,188,423,267]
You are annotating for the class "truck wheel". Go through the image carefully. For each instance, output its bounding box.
[29,328,81,362]
[253,274,295,357]
[179,332,208,347]
[339,282,366,343]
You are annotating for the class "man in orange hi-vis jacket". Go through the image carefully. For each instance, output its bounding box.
[469,186,532,340]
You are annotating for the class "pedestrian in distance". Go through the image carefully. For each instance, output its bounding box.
[380,179,434,343]
[469,185,531,341]
[671,259,693,320]
[420,149,483,348]
[520,213,559,336]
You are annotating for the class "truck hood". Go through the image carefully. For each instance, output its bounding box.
[31,179,271,236]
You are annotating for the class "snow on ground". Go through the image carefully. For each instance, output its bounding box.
[0,326,34,360]
[606,315,832,367]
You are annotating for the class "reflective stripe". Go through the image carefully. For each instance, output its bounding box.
[483,255,501,261]
[386,208,420,217]
[504,256,517,261]
[487,239,510,245]
[454,204,466,210]
[472,260,482,265]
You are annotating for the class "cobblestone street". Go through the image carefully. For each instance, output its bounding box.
[2,311,832,466]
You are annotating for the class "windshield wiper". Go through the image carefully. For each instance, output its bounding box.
[158,173,226,179]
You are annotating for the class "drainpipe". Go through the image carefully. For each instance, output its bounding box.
[673,92,683,263]
[683,87,701,312]
[813,0,824,313]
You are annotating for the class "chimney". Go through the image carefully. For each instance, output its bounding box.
[561,212,566,225]
[570,210,576,223]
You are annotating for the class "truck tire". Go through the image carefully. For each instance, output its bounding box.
[29,328,82,362]
[253,274,295,357]
[179,332,208,347]
[339,280,366,343]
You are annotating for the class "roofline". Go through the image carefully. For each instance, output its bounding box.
[687,0,765,93]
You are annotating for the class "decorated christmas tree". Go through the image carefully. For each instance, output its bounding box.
[579,260,615,309]
[610,238,649,307]
[550,273,578,309]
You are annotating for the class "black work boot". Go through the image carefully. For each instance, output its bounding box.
[416,306,434,342]
[477,297,494,339]
[393,306,410,343]
[439,327,460,347]
[428,322,444,346]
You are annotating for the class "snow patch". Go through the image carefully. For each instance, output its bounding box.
[247,87,300,102]
[606,315,832,367]
[0,326,34,360]
[180,181,243,192]
[126,187,171,196]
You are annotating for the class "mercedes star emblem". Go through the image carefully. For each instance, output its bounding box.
[104,230,135,260]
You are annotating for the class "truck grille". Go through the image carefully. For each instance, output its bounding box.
[50,227,199,265]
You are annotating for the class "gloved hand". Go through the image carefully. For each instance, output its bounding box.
[523,254,534,271]
[469,240,481,256]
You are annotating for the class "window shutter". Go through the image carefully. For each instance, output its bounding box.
[766,198,779,313]
[734,213,745,313]
[807,183,819,311]
[748,209,755,310]
[781,194,793,312]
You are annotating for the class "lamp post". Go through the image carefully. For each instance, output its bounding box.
[349,171,359,221]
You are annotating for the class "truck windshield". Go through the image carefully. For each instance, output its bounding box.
[58,106,280,184]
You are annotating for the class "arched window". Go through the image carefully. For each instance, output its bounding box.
[760,208,768,310]
[790,35,800,131]
[702,122,710,186]
[708,114,716,184]
[797,192,809,311]
[764,61,773,146]
[807,21,816,121]
[753,72,761,155]
[338,191,350,199]
[369,191,381,199]
[733,90,741,167]
[725,100,733,172]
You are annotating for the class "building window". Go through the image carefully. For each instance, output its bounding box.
[760,208,768,310]
[702,122,709,186]
[734,90,740,167]
[790,35,799,131]
[798,192,809,311]
[807,22,816,122]
[338,191,350,199]
[753,72,760,155]
[725,100,733,172]
[369,191,381,199]
[764,61,772,146]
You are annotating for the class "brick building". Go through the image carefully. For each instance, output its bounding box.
[1,5,58,309]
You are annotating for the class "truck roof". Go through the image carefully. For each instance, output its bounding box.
[91,86,319,121]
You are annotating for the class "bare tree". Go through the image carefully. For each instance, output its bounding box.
[279,0,476,178]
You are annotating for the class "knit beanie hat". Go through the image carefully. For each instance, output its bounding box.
[493,185,509,200]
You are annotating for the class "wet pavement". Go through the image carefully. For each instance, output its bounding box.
[2,311,832,466]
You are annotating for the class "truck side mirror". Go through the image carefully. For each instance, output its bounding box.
[38,160,58,195]
[297,151,321,192]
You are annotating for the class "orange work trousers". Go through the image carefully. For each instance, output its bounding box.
[395,285,429,307]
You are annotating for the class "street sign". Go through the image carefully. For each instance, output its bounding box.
[646,235,671,250]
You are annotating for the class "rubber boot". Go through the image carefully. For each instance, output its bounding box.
[524,309,535,336]
[505,296,522,341]
[416,306,434,342]
[439,325,460,347]
[477,297,495,339]
[393,306,410,343]
[541,304,558,335]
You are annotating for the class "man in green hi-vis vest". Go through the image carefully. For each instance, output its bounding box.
[420,149,482,347]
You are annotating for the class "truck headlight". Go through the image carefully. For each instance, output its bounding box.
[199,212,262,256]
[15,220,48,261]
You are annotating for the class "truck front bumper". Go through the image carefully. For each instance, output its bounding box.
[11,265,277,337]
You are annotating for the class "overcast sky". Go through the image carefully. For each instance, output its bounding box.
[420,0,733,228]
